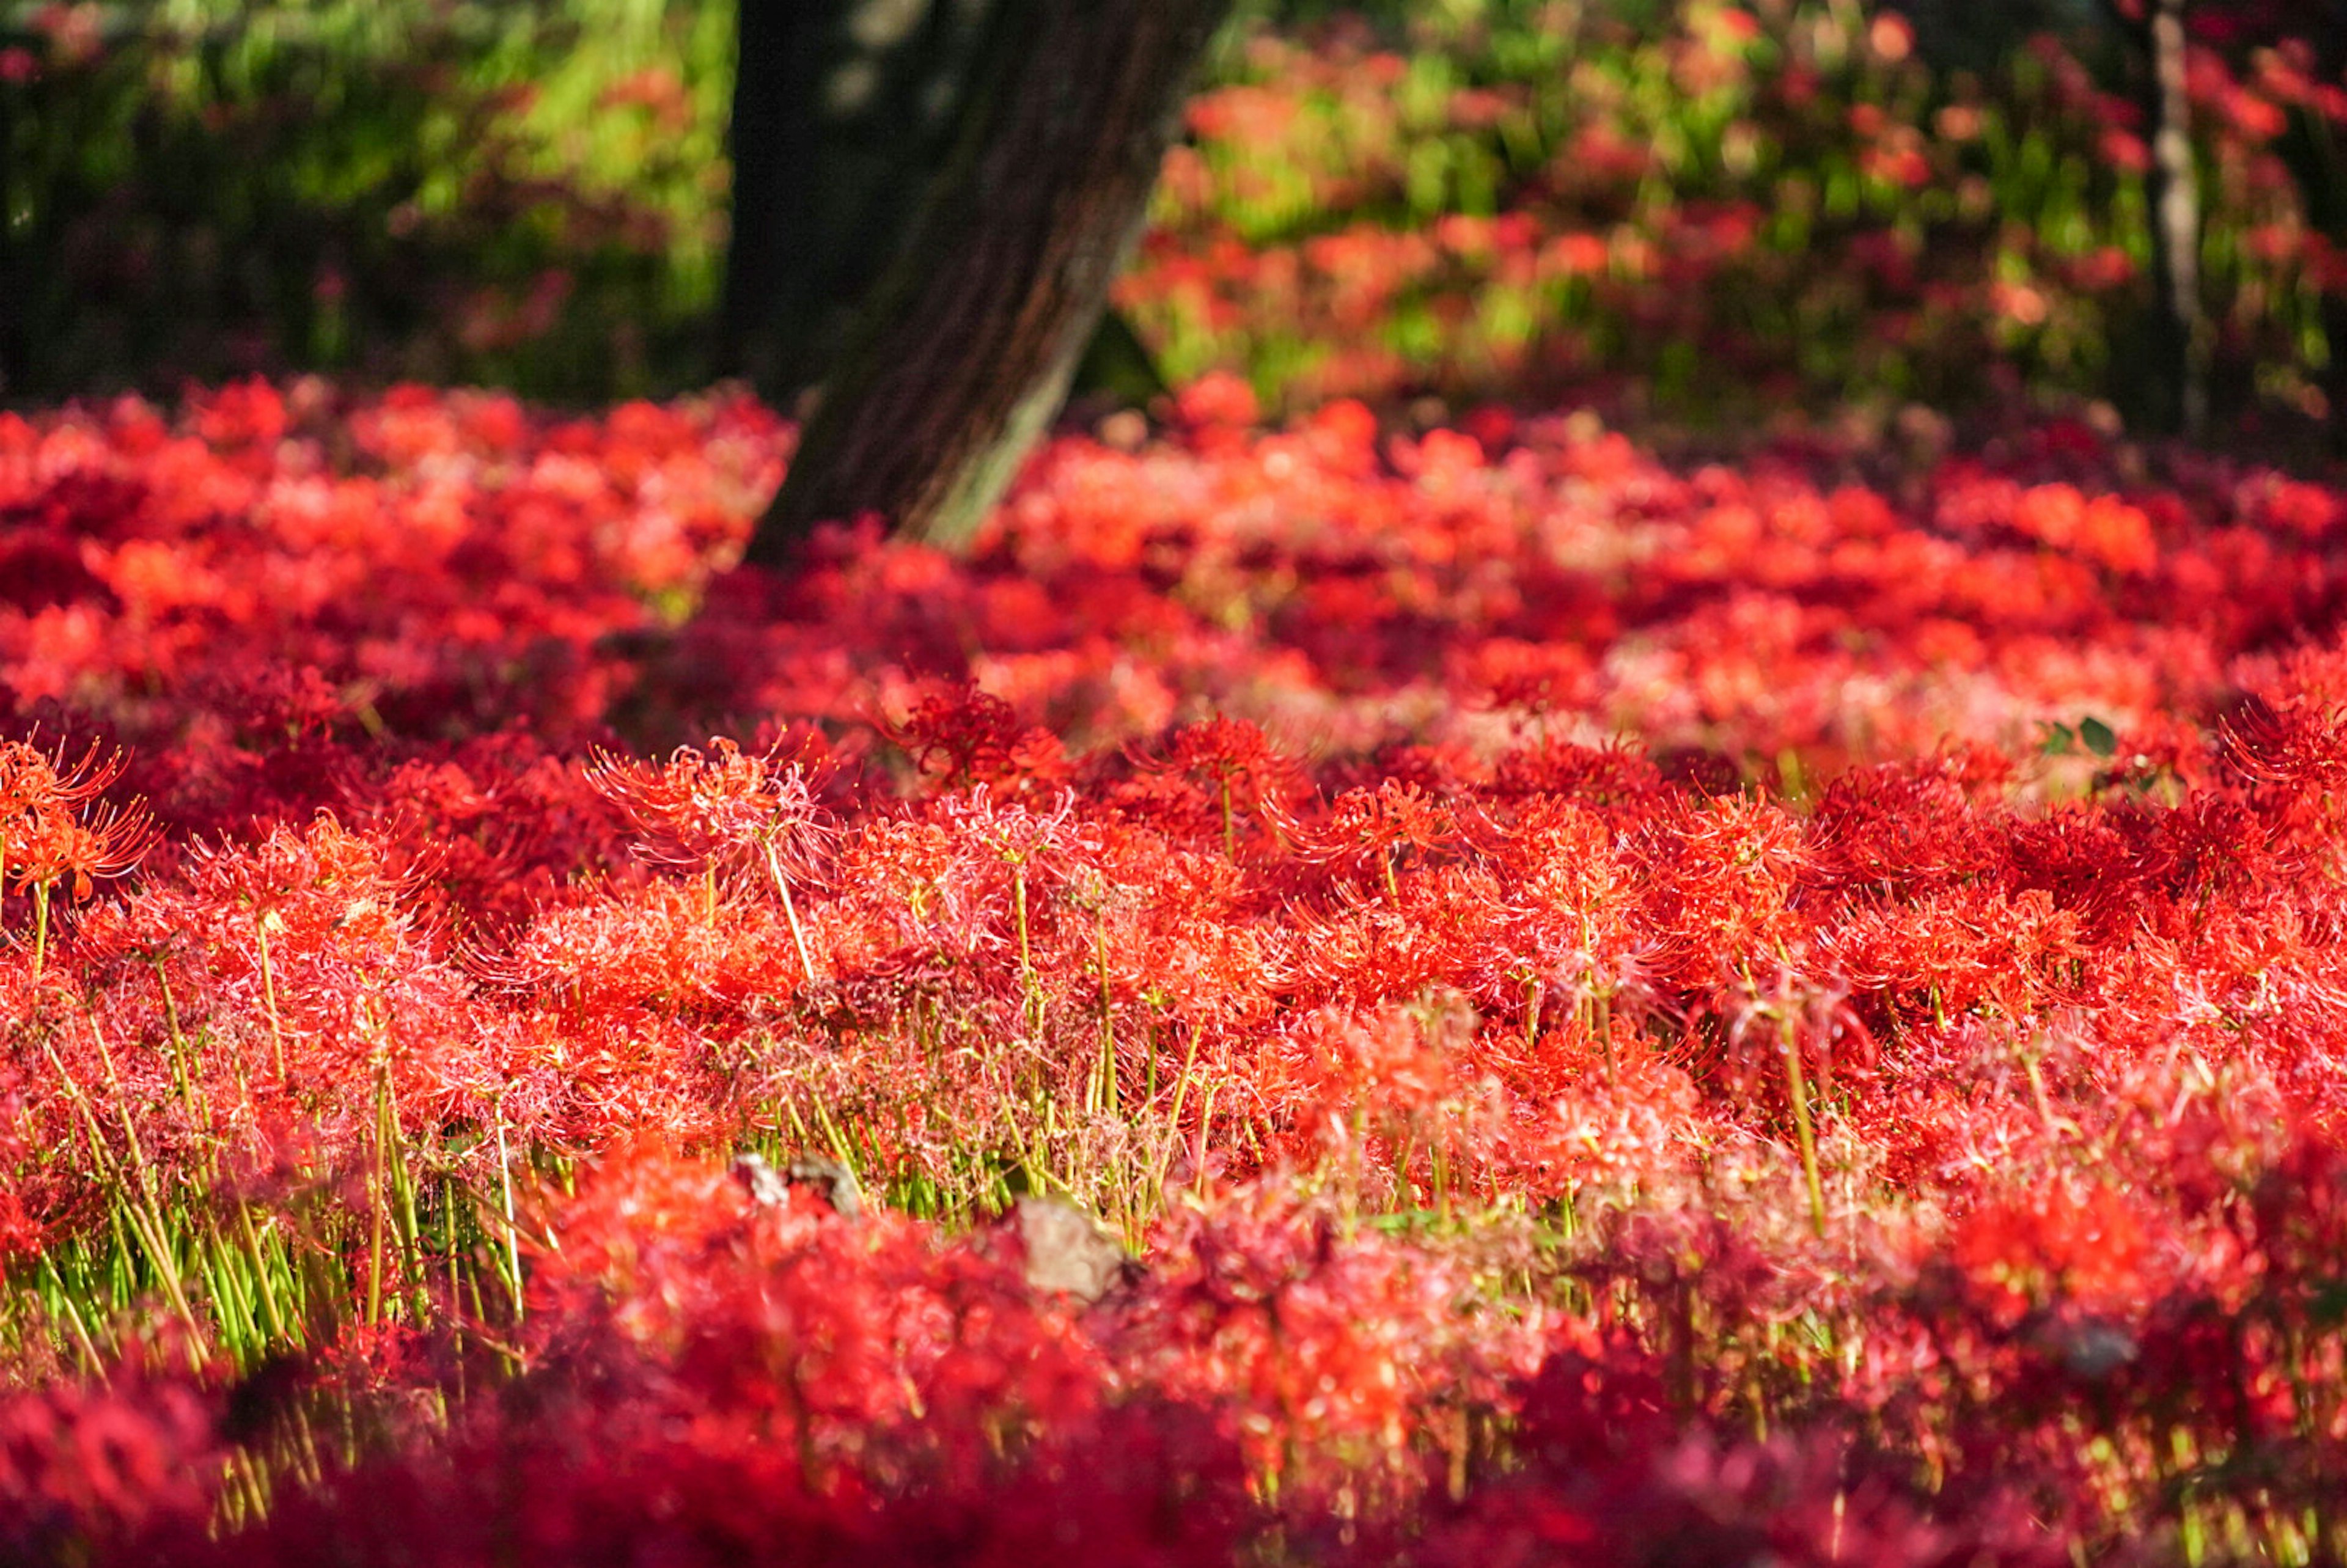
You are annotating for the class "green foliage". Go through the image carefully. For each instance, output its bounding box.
[0,0,732,401]
[3,0,2342,427]
[1131,0,2343,429]
[2041,714,2119,757]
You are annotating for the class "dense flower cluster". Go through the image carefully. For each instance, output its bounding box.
[5,379,2347,1561]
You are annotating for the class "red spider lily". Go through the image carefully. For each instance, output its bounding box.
[1,737,158,978]
[1418,1420,2066,1568]
[45,817,515,1191]
[1,738,158,901]
[586,736,834,978]
[9,376,2347,1564]
[336,730,643,934]
[0,1064,43,1263]
[1805,749,2009,897]
[584,736,833,886]
[885,682,1072,794]
[2218,692,2347,796]
[1280,1003,1485,1198]
[922,786,1100,973]
[1277,778,1464,900]
[1079,823,1277,1033]
[1513,1028,1706,1193]
[480,877,818,1036]
[1489,736,1669,819]
[1106,1181,1548,1508]
[1823,884,2087,1031]
[1283,869,1494,1013]
[1465,794,1653,1045]
[1642,791,1812,996]
[1128,716,1300,859]
[0,1340,219,1564]
[1945,1182,2156,1334]
[520,1142,1112,1489]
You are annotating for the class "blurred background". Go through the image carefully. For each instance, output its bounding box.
[1,0,2342,444]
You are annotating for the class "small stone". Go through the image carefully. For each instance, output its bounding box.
[732,1152,790,1208]
[732,1151,864,1220]
[2045,1314,2138,1380]
[1013,1196,1134,1303]
[785,1154,864,1220]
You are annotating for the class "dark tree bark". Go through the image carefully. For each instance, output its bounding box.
[2265,2,2347,447]
[2139,0,2211,439]
[0,58,18,400]
[739,0,1230,562]
[718,0,999,406]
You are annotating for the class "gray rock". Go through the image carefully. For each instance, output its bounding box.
[1013,1195,1135,1303]
[732,1151,864,1220]
[732,1151,791,1208]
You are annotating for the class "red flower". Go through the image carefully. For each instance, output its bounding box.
[1,738,156,905]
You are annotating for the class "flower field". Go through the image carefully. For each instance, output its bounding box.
[7,375,2347,1563]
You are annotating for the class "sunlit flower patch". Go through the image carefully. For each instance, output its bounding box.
[6,378,2347,1562]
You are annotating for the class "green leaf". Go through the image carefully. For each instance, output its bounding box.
[2078,716,2117,757]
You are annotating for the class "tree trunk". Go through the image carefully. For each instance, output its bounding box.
[740,0,1230,563]
[0,68,18,400]
[2274,5,2347,448]
[2141,0,2210,439]
[718,0,1000,406]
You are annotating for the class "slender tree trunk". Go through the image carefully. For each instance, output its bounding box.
[740,0,1230,562]
[2141,0,2210,438]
